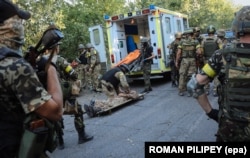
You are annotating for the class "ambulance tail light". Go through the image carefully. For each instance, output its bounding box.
[111,54,115,63]
[157,48,162,58]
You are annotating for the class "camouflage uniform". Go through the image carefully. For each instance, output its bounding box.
[54,55,93,146]
[177,30,200,96]
[76,44,88,89]
[84,64,138,117]
[141,37,154,93]
[86,44,102,92]
[0,5,52,157]
[168,32,182,87]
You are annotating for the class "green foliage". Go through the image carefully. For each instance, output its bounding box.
[15,0,241,59]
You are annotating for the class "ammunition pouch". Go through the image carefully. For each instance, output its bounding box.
[18,113,57,158]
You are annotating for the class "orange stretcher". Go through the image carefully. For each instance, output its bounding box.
[115,49,142,67]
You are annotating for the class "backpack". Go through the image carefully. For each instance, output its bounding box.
[203,36,219,59]
[218,43,250,122]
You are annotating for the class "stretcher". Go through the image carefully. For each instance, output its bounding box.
[115,49,143,72]
[96,93,145,116]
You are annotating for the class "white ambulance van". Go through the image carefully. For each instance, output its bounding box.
[89,4,189,79]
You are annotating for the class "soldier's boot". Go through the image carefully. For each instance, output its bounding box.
[207,109,219,123]
[77,128,94,144]
[57,134,65,150]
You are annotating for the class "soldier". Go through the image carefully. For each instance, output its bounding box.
[85,43,102,92]
[140,37,155,93]
[176,29,201,96]
[77,44,88,89]
[84,64,139,117]
[44,41,93,149]
[0,1,63,157]
[217,29,228,48]
[193,27,204,71]
[201,25,223,96]
[167,32,182,87]
[187,6,250,141]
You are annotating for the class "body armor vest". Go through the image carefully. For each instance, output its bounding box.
[218,44,250,122]
[181,39,197,58]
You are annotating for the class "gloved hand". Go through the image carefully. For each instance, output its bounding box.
[187,74,198,98]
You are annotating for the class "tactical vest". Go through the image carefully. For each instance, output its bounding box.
[218,43,250,122]
[181,39,197,58]
[203,36,219,59]
[101,67,120,88]
[143,46,153,63]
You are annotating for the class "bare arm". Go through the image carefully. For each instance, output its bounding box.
[35,65,63,121]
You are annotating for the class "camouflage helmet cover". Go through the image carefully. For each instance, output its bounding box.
[217,29,226,37]
[175,32,182,38]
[193,27,200,32]
[232,6,250,37]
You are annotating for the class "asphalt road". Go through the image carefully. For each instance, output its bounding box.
[49,78,218,158]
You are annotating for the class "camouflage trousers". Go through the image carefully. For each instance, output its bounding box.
[86,64,101,91]
[75,64,87,89]
[178,58,197,92]
[56,98,85,141]
[216,115,250,142]
[142,62,152,90]
[170,59,179,86]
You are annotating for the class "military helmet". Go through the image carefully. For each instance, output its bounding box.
[217,29,226,37]
[232,6,250,37]
[140,37,149,43]
[207,25,216,34]
[183,28,193,35]
[78,44,85,50]
[193,27,200,32]
[119,64,130,73]
[175,32,182,38]
[86,43,93,49]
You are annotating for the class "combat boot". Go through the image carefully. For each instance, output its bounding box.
[78,129,94,144]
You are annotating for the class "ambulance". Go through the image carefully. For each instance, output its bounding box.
[89,4,189,79]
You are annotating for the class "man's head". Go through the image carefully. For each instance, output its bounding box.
[78,44,85,51]
[193,27,201,37]
[232,6,250,38]
[206,25,216,35]
[0,0,31,53]
[174,32,182,39]
[183,28,194,39]
[119,64,130,74]
[140,37,149,48]
[217,29,225,38]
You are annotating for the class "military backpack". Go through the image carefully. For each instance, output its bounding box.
[203,36,219,59]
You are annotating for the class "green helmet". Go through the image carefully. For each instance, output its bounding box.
[232,6,250,37]
[217,29,225,37]
[86,43,93,49]
[78,44,85,49]
[207,25,216,34]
